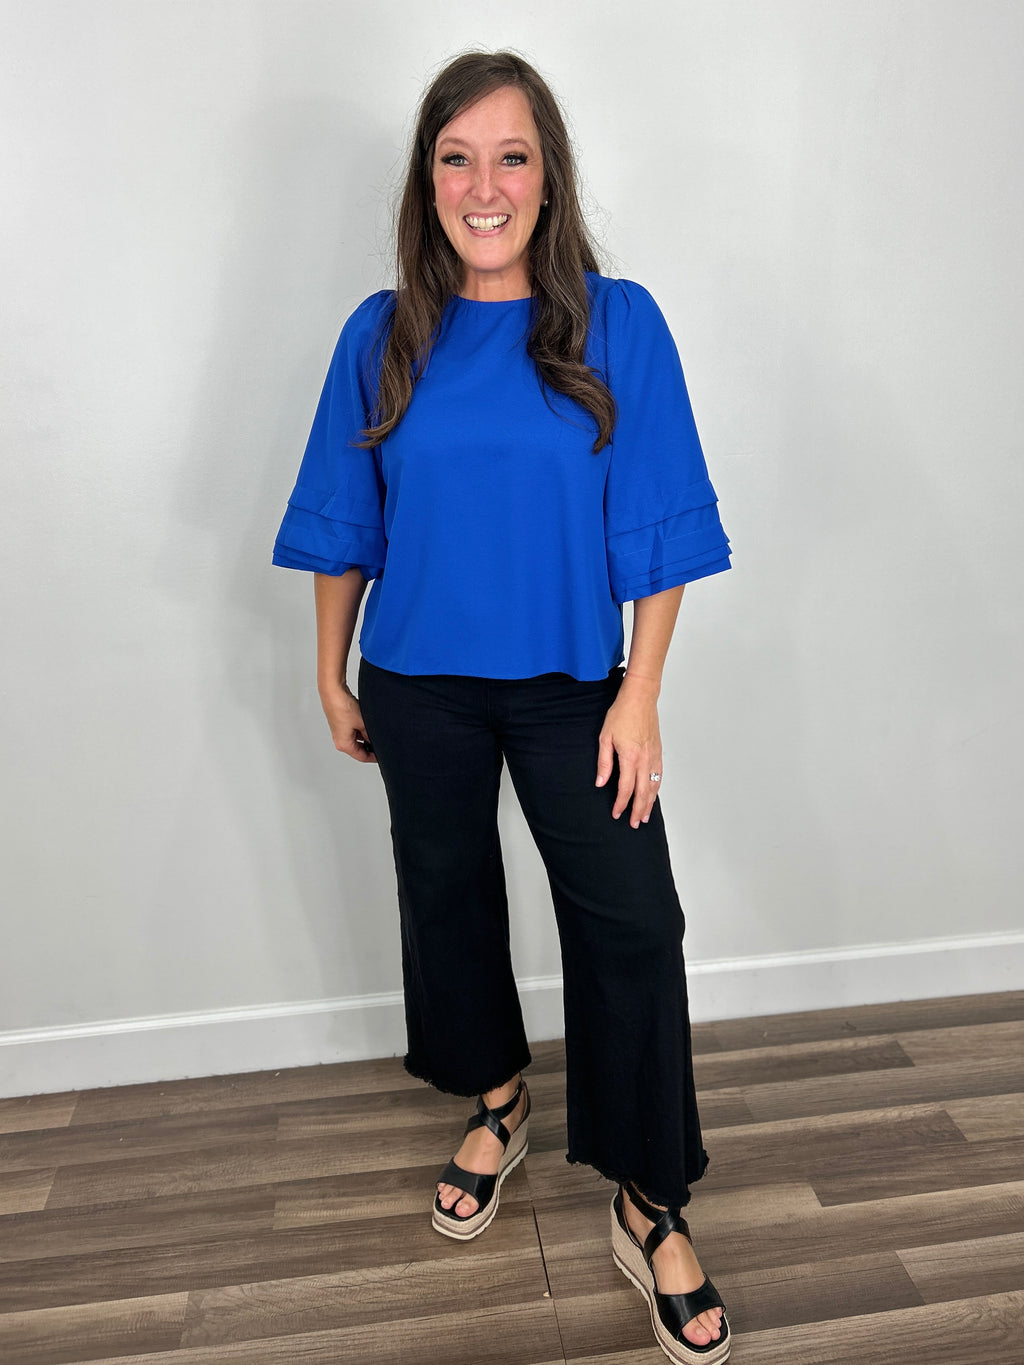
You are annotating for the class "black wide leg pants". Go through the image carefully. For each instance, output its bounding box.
[357,656,709,1207]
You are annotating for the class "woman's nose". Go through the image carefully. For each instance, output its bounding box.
[472,165,499,204]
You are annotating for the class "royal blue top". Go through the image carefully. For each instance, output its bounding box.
[272,272,731,681]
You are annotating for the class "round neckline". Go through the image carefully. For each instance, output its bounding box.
[452,292,533,306]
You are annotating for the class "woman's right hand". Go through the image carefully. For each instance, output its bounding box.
[318,680,377,763]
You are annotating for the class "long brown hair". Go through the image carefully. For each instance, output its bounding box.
[359,51,616,453]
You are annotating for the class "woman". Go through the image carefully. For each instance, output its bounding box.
[273,50,732,1365]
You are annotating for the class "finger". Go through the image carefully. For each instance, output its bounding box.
[595,732,615,787]
[612,752,637,819]
[635,770,662,826]
[356,732,378,762]
[629,772,655,828]
[336,731,375,762]
[639,759,663,824]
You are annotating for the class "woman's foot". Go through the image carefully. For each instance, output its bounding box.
[621,1184,724,1348]
[436,1074,528,1217]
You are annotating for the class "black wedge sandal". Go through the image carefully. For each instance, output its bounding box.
[611,1181,730,1364]
[432,1077,530,1240]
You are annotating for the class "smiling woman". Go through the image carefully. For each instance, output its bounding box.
[272,49,733,1365]
[432,85,546,300]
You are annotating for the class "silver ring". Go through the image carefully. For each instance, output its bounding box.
[650,771,661,782]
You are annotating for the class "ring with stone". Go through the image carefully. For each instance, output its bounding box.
[650,771,661,782]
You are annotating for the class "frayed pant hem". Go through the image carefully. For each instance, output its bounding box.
[564,1146,710,1210]
[402,1051,533,1099]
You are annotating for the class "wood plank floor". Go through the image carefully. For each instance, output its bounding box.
[0,990,1021,1364]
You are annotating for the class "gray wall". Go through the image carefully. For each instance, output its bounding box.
[2,0,1021,1095]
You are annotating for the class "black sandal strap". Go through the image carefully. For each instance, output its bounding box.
[624,1181,670,1225]
[488,1079,524,1121]
[435,1160,497,1216]
[464,1079,524,1149]
[654,1276,727,1341]
[625,1182,693,1262]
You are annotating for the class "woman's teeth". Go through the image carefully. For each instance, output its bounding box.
[465,215,509,231]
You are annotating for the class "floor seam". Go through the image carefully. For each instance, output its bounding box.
[532,1203,569,1363]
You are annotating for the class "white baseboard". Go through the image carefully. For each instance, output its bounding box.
[1,931,1021,1099]
[685,930,1024,1022]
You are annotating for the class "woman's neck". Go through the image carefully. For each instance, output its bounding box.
[457,264,533,302]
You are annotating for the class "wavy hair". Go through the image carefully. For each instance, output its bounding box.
[359,51,616,453]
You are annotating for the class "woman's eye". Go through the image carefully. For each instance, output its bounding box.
[503,153,528,166]
[439,153,468,167]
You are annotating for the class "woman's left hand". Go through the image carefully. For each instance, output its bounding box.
[595,677,664,828]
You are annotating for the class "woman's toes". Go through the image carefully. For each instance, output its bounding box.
[682,1319,712,1346]
[680,1308,723,1346]
[697,1308,722,1339]
[437,1182,477,1216]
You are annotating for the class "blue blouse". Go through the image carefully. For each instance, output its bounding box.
[273,272,731,681]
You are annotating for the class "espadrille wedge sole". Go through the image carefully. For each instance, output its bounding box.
[611,1184,730,1364]
[432,1078,530,1240]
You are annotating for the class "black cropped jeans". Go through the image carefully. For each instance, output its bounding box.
[357,655,709,1207]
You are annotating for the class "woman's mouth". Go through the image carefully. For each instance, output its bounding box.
[464,214,510,234]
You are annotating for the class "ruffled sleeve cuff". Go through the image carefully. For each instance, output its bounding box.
[606,475,731,604]
[272,484,386,579]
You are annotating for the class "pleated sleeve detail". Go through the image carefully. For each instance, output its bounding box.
[601,280,731,604]
[272,291,393,579]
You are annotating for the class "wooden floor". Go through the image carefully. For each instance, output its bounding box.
[0,991,1022,1364]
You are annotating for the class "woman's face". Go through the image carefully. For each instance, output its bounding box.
[432,85,545,301]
